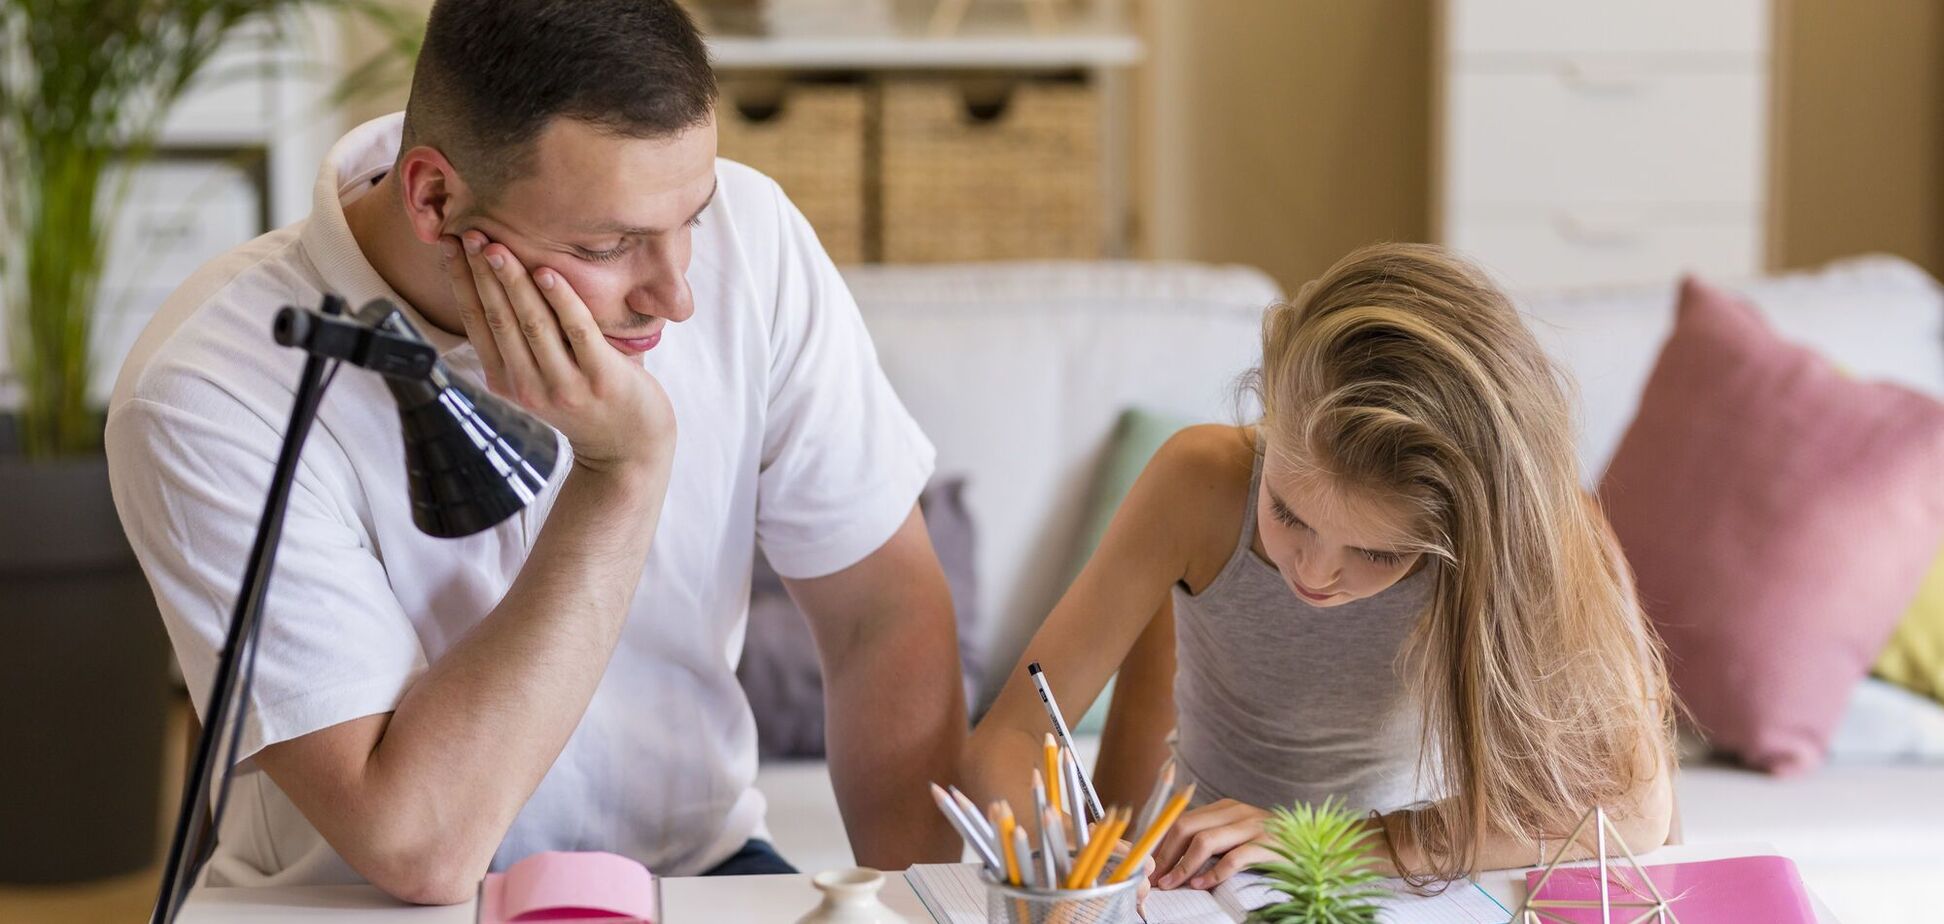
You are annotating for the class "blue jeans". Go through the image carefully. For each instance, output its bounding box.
[702,839,799,876]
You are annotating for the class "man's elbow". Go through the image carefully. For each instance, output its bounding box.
[353,830,492,906]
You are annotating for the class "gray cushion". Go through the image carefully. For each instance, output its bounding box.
[738,478,981,759]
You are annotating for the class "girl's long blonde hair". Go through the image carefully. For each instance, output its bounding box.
[1247,243,1673,882]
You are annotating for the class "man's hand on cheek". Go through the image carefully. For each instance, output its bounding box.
[440,230,676,476]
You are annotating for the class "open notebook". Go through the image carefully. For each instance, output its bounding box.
[907,863,1512,924]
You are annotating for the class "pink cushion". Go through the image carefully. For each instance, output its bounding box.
[1598,277,1944,776]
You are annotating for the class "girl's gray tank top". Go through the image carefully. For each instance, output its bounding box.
[1168,444,1437,815]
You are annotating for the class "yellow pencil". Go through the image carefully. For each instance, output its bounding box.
[1074,808,1129,888]
[996,802,1022,886]
[1044,735,1064,816]
[1062,809,1111,890]
[1107,783,1196,884]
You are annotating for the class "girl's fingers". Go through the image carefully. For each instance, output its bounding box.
[1150,801,1250,883]
[460,231,541,400]
[480,242,580,389]
[440,236,505,388]
[1196,843,1277,890]
[1157,820,1260,891]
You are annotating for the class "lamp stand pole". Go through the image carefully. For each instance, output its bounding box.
[149,346,337,924]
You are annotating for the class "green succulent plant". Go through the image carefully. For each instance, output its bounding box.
[1245,798,1389,924]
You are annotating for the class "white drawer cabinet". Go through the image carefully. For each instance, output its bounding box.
[1437,1,1773,291]
[1448,68,1764,207]
[1448,210,1761,291]
[1448,0,1768,59]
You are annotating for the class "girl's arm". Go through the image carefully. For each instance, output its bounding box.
[962,427,1241,821]
[1152,744,1674,890]
[1376,748,1674,877]
[1093,595,1178,811]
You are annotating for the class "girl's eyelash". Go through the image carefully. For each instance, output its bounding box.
[686,213,704,229]
[1273,498,1403,565]
[1360,548,1405,566]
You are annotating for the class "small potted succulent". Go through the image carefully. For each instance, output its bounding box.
[1246,798,1389,924]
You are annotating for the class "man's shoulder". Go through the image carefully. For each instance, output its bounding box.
[110,224,324,416]
[713,157,786,210]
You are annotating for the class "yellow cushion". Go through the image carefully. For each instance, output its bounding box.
[1875,548,1944,701]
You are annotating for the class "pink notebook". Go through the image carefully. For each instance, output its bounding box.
[477,851,659,924]
[1523,854,1815,924]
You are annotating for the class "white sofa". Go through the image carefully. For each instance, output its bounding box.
[754,257,1944,922]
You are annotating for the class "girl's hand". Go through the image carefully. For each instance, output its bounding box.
[1147,799,1277,891]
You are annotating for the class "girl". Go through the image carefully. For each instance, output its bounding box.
[962,243,1675,891]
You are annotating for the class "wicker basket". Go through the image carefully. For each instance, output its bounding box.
[881,78,1103,263]
[716,79,869,264]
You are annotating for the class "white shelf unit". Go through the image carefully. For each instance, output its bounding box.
[1433,1,1774,292]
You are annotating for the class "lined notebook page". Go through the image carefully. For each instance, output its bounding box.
[906,865,1510,924]
[1219,873,1512,924]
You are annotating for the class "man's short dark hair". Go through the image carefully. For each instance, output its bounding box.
[401,0,718,201]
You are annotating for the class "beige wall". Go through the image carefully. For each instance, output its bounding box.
[1133,0,1944,291]
[1771,0,1944,276]
[343,1,1944,285]
[1132,0,1433,293]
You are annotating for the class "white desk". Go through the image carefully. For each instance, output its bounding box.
[179,842,1839,922]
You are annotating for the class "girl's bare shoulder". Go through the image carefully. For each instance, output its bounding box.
[1140,424,1258,584]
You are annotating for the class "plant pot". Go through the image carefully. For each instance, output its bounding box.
[0,418,172,883]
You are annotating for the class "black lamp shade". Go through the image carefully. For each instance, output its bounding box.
[354,301,557,538]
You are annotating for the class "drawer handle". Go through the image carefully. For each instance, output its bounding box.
[1560,61,1646,95]
[1557,212,1646,246]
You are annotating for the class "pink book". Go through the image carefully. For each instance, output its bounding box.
[1523,854,1816,924]
[477,851,660,924]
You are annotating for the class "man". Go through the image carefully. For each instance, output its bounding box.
[106,0,964,904]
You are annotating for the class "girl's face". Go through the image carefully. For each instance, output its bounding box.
[1256,458,1425,608]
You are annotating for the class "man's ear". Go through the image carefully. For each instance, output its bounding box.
[396,145,474,244]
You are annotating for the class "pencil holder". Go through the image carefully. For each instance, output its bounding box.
[982,873,1138,924]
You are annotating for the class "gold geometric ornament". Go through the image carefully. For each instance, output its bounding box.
[1517,806,1682,924]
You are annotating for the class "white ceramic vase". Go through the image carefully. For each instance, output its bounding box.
[795,867,911,924]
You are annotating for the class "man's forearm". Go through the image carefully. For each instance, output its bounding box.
[821,596,967,867]
[293,459,671,900]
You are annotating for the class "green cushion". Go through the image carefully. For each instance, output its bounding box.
[1067,409,1193,734]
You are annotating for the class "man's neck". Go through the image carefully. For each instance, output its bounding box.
[342,174,466,338]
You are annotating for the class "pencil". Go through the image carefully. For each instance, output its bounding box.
[1043,804,1070,882]
[1063,747,1089,854]
[1028,662,1103,821]
[996,802,1022,887]
[1108,783,1196,885]
[949,785,996,844]
[1134,757,1177,838]
[930,783,1003,874]
[1042,733,1063,816]
[1072,807,1129,889]
[1012,824,1035,889]
[1032,768,1050,843]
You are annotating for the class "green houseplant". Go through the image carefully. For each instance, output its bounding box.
[0,0,400,883]
[1246,798,1390,924]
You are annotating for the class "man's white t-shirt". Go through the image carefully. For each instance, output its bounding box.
[105,113,935,886]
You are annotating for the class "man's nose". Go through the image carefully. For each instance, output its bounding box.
[629,244,695,323]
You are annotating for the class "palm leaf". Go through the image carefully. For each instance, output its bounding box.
[1,0,397,456]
